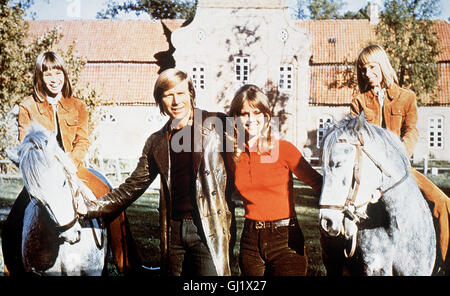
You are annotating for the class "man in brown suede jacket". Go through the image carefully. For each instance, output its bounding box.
[84,68,235,276]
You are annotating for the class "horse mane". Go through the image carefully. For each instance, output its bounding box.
[18,124,54,196]
[18,123,77,198]
[320,114,410,172]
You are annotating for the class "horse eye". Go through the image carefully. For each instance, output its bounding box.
[329,161,341,168]
[63,180,67,187]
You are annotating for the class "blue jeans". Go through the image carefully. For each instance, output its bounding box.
[168,219,217,276]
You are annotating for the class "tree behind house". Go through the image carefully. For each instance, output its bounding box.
[293,0,442,107]
[97,0,197,20]
[376,0,441,105]
[0,1,103,172]
[308,0,344,19]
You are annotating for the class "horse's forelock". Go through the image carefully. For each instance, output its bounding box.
[320,116,351,170]
[19,124,80,201]
[19,129,55,196]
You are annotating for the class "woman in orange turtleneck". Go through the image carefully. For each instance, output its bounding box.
[227,84,322,276]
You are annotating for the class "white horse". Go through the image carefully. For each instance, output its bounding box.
[6,123,107,275]
[318,114,436,275]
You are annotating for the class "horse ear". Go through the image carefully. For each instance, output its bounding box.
[6,146,20,167]
[322,119,336,138]
[355,111,367,132]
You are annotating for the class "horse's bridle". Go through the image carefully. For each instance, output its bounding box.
[29,155,104,249]
[320,132,409,257]
[30,197,79,233]
[29,165,80,235]
[55,155,105,249]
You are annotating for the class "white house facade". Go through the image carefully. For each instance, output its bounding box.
[171,0,312,148]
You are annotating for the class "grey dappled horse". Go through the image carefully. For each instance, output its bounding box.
[6,124,107,275]
[318,114,436,275]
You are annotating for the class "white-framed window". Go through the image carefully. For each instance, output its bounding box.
[316,115,333,148]
[234,56,250,83]
[428,116,444,149]
[279,64,293,91]
[192,65,205,90]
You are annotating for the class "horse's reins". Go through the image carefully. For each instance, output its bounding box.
[29,174,80,235]
[30,197,80,233]
[320,132,409,258]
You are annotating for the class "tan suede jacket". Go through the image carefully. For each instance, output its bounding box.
[350,84,419,157]
[18,95,89,168]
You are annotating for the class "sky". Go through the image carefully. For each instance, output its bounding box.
[22,0,450,21]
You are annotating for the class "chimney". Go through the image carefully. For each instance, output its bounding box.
[368,1,379,25]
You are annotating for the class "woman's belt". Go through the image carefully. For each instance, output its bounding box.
[246,217,296,230]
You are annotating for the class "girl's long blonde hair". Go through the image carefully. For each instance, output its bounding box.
[356,44,398,93]
[228,84,274,162]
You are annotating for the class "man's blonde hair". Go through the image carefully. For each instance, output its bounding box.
[153,68,195,115]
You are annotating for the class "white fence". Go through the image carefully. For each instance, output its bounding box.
[0,158,160,191]
[0,158,139,181]
[302,156,450,176]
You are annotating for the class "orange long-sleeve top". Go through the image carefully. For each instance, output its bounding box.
[230,140,323,221]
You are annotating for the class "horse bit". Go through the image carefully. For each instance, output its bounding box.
[320,132,409,258]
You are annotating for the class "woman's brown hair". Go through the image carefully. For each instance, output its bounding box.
[228,84,274,162]
[33,51,72,101]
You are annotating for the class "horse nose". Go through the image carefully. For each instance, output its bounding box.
[74,224,82,243]
[69,229,81,244]
[61,223,82,244]
[320,217,340,237]
[75,229,81,243]
[320,217,331,232]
